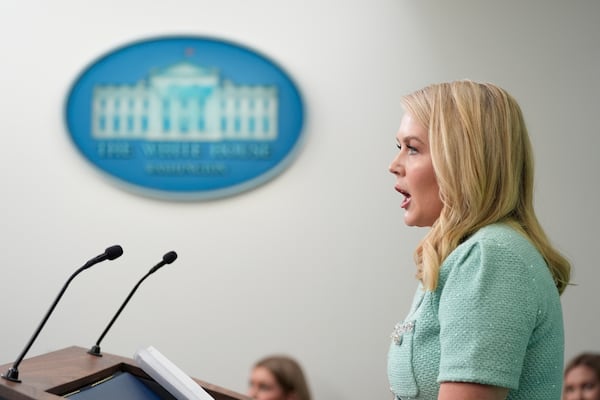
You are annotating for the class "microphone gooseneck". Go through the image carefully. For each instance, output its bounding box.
[88,251,178,357]
[1,245,123,383]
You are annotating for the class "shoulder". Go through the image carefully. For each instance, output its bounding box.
[463,223,534,254]
[443,223,545,274]
[437,223,557,304]
[436,223,559,318]
[470,223,534,249]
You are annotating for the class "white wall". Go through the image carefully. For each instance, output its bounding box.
[0,1,598,399]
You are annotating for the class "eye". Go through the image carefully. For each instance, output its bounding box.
[258,383,273,392]
[395,142,402,150]
[407,145,418,155]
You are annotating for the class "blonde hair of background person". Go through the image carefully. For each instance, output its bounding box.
[387,80,571,400]
[563,352,600,400]
[247,355,311,400]
[404,82,571,293]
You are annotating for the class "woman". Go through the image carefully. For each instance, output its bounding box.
[247,355,311,400]
[563,353,600,400]
[387,80,571,400]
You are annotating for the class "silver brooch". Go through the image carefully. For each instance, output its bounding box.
[390,321,414,345]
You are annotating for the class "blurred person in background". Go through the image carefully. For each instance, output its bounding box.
[247,355,311,400]
[563,353,600,400]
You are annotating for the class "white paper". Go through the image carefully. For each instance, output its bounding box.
[134,345,215,400]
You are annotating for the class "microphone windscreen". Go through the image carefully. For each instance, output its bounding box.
[163,251,178,264]
[105,245,124,260]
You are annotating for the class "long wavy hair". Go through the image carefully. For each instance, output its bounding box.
[402,80,570,294]
[253,355,312,400]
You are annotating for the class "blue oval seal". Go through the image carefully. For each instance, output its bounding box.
[65,36,304,200]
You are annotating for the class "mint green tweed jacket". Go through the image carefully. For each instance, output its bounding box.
[387,223,564,400]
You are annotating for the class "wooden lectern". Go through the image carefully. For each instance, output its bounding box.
[0,346,250,400]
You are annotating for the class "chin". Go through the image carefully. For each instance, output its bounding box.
[404,216,434,228]
[403,216,418,227]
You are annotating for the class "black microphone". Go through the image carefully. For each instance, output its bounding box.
[88,251,177,357]
[2,245,123,383]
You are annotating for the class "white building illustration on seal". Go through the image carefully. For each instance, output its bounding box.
[91,61,278,141]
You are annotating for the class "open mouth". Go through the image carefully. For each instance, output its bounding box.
[395,187,411,208]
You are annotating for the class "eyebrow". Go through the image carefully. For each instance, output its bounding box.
[397,135,426,144]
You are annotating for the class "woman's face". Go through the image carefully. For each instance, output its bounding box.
[563,365,600,400]
[248,366,290,400]
[389,113,443,227]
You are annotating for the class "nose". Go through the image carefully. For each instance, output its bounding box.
[389,151,404,175]
[247,385,258,399]
[565,389,583,400]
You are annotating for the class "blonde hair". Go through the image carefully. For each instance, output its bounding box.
[254,355,311,400]
[402,80,570,294]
